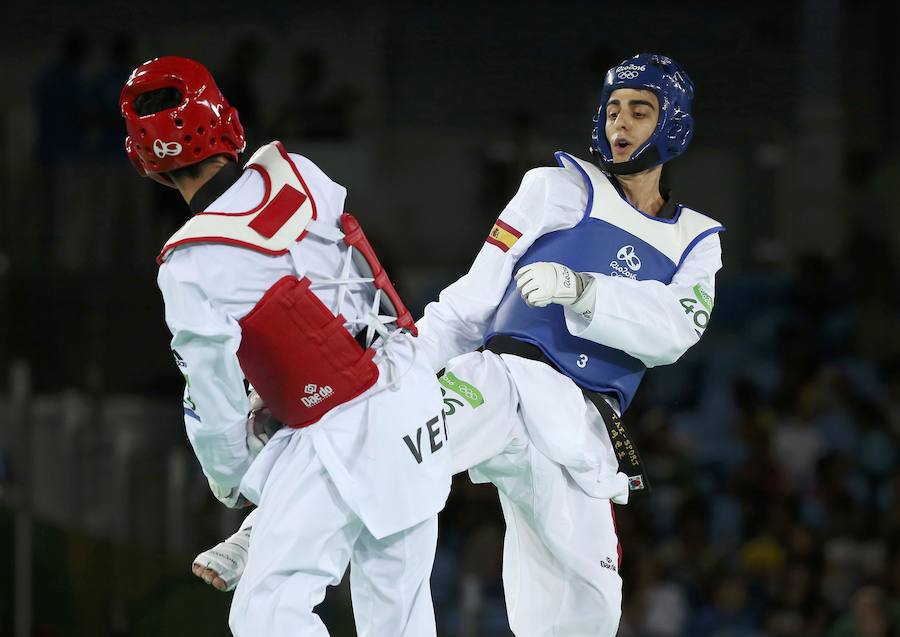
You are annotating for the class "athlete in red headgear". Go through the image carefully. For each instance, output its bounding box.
[121,56,450,637]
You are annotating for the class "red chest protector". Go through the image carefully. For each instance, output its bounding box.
[158,141,416,428]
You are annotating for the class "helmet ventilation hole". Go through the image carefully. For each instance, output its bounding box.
[209,118,217,127]
[184,135,192,142]
[174,118,184,128]
[193,148,202,155]
[196,126,205,135]
[209,137,216,146]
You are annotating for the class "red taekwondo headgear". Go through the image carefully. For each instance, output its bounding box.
[119,56,246,187]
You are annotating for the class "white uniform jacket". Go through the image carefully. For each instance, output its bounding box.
[417,153,723,495]
[158,148,450,537]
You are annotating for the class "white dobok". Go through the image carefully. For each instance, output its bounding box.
[159,143,451,637]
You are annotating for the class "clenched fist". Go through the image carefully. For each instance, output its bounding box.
[514,262,582,307]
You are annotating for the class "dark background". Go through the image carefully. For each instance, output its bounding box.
[2,0,900,635]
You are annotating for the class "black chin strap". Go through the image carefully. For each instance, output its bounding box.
[188,161,243,214]
[592,145,662,175]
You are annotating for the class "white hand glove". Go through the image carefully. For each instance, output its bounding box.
[515,262,582,307]
[248,388,265,412]
[246,389,275,458]
[207,476,249,509]
[192,527,251,592]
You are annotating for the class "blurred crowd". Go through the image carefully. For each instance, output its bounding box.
[35,32,360,166]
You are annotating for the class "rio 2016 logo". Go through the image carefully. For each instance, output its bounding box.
[609,245,641,280]
[616,64,646,80]
[616,245,642,271]
[153,139,183,158]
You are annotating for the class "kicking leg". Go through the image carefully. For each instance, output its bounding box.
[441,351,526,475]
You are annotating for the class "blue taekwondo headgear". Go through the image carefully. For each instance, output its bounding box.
[591,53,695,175]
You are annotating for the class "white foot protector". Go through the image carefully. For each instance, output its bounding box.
[192,527,251,592]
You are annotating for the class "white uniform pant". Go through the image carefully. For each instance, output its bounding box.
[229,428,438,637]
[444,350,623,637]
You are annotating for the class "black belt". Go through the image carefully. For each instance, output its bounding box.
[485,335,651,495]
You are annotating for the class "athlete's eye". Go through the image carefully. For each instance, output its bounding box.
[607,111,619,120]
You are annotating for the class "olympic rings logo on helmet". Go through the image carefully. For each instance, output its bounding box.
[615,63,646,81]
[153,139,183,158]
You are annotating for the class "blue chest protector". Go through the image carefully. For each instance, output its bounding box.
[484,152,724,411]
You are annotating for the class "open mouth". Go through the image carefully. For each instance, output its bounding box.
[613,139,632,154]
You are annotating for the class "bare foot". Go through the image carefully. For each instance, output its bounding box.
[192,562,228,591]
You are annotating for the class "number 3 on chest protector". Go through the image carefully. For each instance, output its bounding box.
[577,354,588,368]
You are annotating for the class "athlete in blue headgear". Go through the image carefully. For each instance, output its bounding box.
[193,53,723,637]
[414,51,724,636]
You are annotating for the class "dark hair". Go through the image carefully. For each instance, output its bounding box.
[133,87,217,182]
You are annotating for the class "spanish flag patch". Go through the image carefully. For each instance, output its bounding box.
[486,219,522,253]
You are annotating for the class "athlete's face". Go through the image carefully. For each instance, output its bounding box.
[604,88,660,162]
